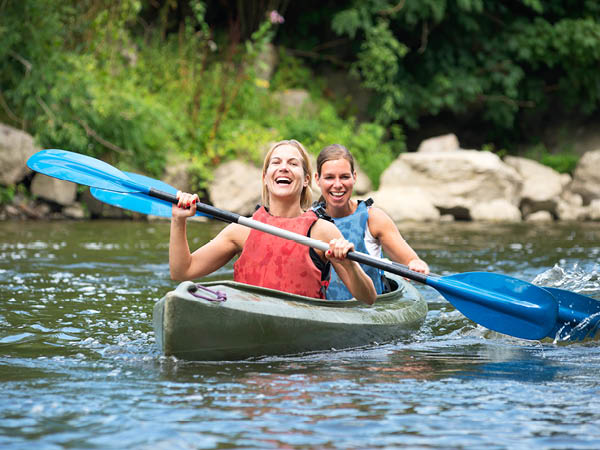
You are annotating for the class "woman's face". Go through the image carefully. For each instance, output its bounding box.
[264,144,309,201]
[315,158,356,209]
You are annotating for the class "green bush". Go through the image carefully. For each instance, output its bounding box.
[524,144,579,174]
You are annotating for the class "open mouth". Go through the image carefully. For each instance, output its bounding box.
[275,177,292,185]
[329,191,345,198]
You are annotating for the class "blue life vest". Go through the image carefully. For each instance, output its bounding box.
[313,199,385,300]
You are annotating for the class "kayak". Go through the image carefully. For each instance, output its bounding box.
[153,273,428,361]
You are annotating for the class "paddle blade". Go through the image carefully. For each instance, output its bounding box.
[27,149,144,193]
[427,272,558,340]
[91,172,210,218]
[544,287,600,341]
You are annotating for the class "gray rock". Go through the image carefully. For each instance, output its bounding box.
[470,199,522,222]
[366,187,440,222]
[30,173,77,206]
[208,160,262,216]
[0,123,40,185]
[417,133,460,153]
[380,150,523,221]
[504,155,568,216]
[570,149,600,204]
[525,211,554,222]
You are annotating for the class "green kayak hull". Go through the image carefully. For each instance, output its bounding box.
[153,273,427,361]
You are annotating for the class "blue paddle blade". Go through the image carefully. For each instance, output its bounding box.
[91,172,210,218]
[544,287,600,341]
[27,149,147,193]
[427,272,558,340]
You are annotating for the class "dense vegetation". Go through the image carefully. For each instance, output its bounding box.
[2,0,599,193]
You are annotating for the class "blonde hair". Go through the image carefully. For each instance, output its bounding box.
[262,139,313,210]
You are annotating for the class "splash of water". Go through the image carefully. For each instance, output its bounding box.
[532,263,600,298]
[533,263,600,342]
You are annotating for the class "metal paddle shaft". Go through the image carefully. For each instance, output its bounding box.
[27,149,600,341]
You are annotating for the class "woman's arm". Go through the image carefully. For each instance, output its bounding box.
[169,192,246,281]
[312,219,377,305]
[368,207,429,274]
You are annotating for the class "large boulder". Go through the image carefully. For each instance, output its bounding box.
[380,150,523,220]
[504,156,569,217]
[0,123,40,185]
[273,89,315,115]
[30,173,77,206]
[569,149,600,204]
[353,164,373,195]
[366,187,440,222]
[208,160,262,216]
[417,133,460,153]
[163,153,192,193]
[80,189,131,219]
[470,199,522,222]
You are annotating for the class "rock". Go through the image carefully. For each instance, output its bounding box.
[30,173,77,206]
[504,156,567,216]
[80,189,131,219]
[353,164,372,195]
[417,134,460,153]
[0,123,40,185]
[570,149,600,204]
[366,187,440,222]
[380,150,522,220]
[3,204,20,218]
[556,200,589,221]
[273,89,314,115]
[62,203,87,219]
[525,211,554,222]
[470,199,522,222]
[588,199,600,221]
[208,160,262,216]
[163,153,192,193]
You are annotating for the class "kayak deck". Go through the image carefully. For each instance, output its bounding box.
[153,274,427,361]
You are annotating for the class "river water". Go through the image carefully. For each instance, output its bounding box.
[1,219,599,449]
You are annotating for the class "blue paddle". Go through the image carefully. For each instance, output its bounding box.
[27,149,600,340]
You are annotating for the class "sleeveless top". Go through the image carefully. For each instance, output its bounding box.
[313,199,385,300]
[234,206,329,298]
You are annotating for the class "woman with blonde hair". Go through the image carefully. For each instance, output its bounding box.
[314,144,429,300]
[170,140,377,304]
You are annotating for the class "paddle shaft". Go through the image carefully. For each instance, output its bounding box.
[149,188,430,284]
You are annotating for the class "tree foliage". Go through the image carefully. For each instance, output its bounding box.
[1,0,598,194]
[331,0,600,141]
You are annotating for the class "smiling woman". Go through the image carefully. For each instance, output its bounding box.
[314,144,429,300]
[169,140,377,304]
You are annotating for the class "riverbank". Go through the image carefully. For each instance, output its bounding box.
[2,123,600,223]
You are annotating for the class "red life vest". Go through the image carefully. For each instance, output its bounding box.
[234,207,327,298]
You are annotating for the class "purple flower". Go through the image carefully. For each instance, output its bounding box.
[269,10,284,24]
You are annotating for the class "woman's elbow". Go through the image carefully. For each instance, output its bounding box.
[362,293,376,306]
[356,286,377,305]
[170,268,186,281]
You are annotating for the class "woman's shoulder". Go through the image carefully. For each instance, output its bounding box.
[366,204,397,236]
[311,217,340,239]
[367,204,390,222]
